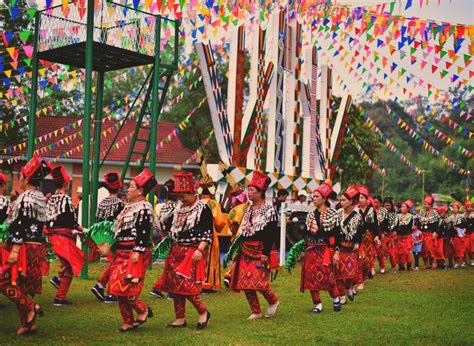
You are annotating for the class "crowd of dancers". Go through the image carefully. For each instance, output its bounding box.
[0,154,472,335]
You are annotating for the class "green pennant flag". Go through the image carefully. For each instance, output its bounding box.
[27,8,37,20]
[440,50,447,59]
[24,58,31,66]
[389,1,395,13]
[441,70,448,78]
[19,31,30,44]
[464,54,470,64]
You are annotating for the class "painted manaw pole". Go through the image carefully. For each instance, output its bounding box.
[325,67,333,180]
[253,27,268,171]
[228,26,246,166]
[319,64,329,180]
[310,47,325,180]
[292,22,303,176]
[273,10,286,174]
[240,23,260,169]
[196,42,233,165]
[329,95,352,180]
[283,23,296,176]
[329,94,352,161]
[265,10,283,173]
[301,83,312,178]
[240,61,274,165]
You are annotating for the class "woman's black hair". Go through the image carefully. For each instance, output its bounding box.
[141,177,158,196]
[373,195,382,202]
[383,197,394,210]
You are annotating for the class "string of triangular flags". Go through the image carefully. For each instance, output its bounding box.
[347,127,387,177]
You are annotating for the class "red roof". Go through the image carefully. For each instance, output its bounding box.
[19,116,196,165]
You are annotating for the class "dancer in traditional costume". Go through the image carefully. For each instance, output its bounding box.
[150,179,177,298]
[356,185,378,289]
[107,169,156,332]
[47,166,84,306]
[437,206,455,268]
[198,176,228,292]
[418,195,441,269]
[230,171,280,320]
[223,186,248,288]
[154,172,212,329]
[378,198,399,273]
[372,195,386,273]
[334,185,364,304]
[300,181,341,313]
[464,200,474,266]
[396,200,415,271]
[447,202,467,268]
[0,155,51,335]
[91,172,124,303]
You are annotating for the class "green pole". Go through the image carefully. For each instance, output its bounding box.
[80,0,95,280]
[421,170,425,202]
[148,15,162,204]
[90,71,105,225]
[27,11,41,160]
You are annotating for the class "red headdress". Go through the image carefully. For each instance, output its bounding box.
[358,185,369,198]
[314,181,333,199]
[132,168,157,191]
[464,200,472,208]
[424,195,434,206]
[21,154,52,181]
[51,165,71,184]
[0,173,8,185]
[173,172,194,193]
[343,184,360,201]
[104,172,122,190]
[248,171,271,191]
[404,199,415,210]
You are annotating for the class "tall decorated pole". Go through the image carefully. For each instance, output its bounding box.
[229,26,246,166]
[80,0,95,279]
[292,22,303,176]
[253,28,268,171]
[90,71,105,224]
[27,11,40,159]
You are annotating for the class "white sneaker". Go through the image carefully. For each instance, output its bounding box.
[265,301,280,317]
[380,268,386,274]
[414,267,419,271]
[460,263,466,267]
[247,313,263,320]
[371,268,376,276]
[453,264,459,269]
[471,260,474,266]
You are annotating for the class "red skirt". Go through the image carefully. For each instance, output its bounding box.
[453,236,465,257]
[230,240,271,291]
[154,243,205,296]
[360,232,375,267]
[466,233,474,255]
[420,232,434,258]
[443,238,454,258]
[0,243,45,296]
[108,249,151,297]
[300,242,336,292]
[336,248,358,280]
[0,242,8,265]
[432,237,444,260]
[383,233,397,258]
[397,235,413,261]
[49,232,84,276]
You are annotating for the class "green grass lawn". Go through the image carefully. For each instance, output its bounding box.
[1,262,473,345]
